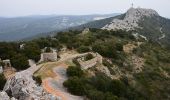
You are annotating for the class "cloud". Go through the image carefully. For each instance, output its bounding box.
[0,0,169,18]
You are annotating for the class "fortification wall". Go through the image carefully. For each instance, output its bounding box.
[77,52,102,70]
[40,52,57,62]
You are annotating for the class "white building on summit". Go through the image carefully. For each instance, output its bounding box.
[39,47,57,62]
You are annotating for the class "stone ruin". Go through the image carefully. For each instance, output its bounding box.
[39,47,58,62]
[2,59,11,67]
[77,52,103,70]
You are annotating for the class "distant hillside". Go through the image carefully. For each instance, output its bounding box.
[0,14,119,41]
[72,8,170,45]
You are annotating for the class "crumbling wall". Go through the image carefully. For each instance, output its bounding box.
[77,52,102,70]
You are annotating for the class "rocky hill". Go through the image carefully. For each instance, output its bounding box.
[74,7,170,45]
[102,7,159,31]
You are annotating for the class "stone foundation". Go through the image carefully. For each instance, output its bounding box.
[77,52,102,70]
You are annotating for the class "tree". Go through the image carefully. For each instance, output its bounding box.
[22,42,41,62]
[11,54,29,70]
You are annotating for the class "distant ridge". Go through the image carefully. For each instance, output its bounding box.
[71,7,170,45]
[0,13,119,41]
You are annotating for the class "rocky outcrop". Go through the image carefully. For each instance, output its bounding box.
[0,66,3,73]
[3,60,58,100]
[102,7,159,31]
[0,91,10,100]
[0,91,17,100]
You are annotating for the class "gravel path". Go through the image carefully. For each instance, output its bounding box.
[43,64,83,100]
[41,53,88,100]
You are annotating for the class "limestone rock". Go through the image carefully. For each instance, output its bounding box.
[3,70,57,100]
[102,7,159,31]
[0,91,10,100]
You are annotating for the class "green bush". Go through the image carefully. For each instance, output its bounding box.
[85,53,94,61]
[66,66,83,77]
[0,74,6,90]
[11,54,29,71]
[63,76,85,96]
[33,75,42,86]
[77,46,90,53]
[72,58,80,66]
[45,47,52,52]
[22,42,41,62]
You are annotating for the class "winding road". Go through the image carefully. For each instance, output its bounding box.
[41,53,88,100]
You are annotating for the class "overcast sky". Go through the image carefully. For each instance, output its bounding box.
[0,0,169,18]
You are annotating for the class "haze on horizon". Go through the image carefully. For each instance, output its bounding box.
[0,0,170,18]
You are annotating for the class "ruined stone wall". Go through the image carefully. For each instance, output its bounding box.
[77,52,102,70]
[40,52,57,62]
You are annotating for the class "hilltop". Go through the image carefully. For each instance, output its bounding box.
[74,7,170,45]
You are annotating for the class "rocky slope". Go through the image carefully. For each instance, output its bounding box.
[2,61,57,100]
[73,7,170,45]
[102,7,159,31]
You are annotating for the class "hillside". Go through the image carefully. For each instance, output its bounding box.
[0,28,169,100]
[0,7,170,100]
[0,14,119,41]
[73,7,170,45]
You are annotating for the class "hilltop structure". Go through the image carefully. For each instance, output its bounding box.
[2,59,11,67]
[77,52,103,70]
[39,47,58,62]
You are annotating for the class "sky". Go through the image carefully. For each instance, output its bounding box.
[0,0,169,18]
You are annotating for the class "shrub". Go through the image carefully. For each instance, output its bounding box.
[45,47,52,52]
[11,54,29,71]
[0,74,6,90]
[33,75,42,86]
[63,76,85,95]
[77,46,90,53]
[66,66,83,77]
[72,58,80,66]
[85,53,94,61]
[86,90,105,100]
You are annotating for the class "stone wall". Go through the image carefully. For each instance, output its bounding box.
[39,49,57,62]
[2,59,11,67]
[77,52,102,70]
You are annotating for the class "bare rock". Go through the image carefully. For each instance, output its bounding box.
[0,91,10,100]
[102,7,159,31]
[3,70,57,100]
